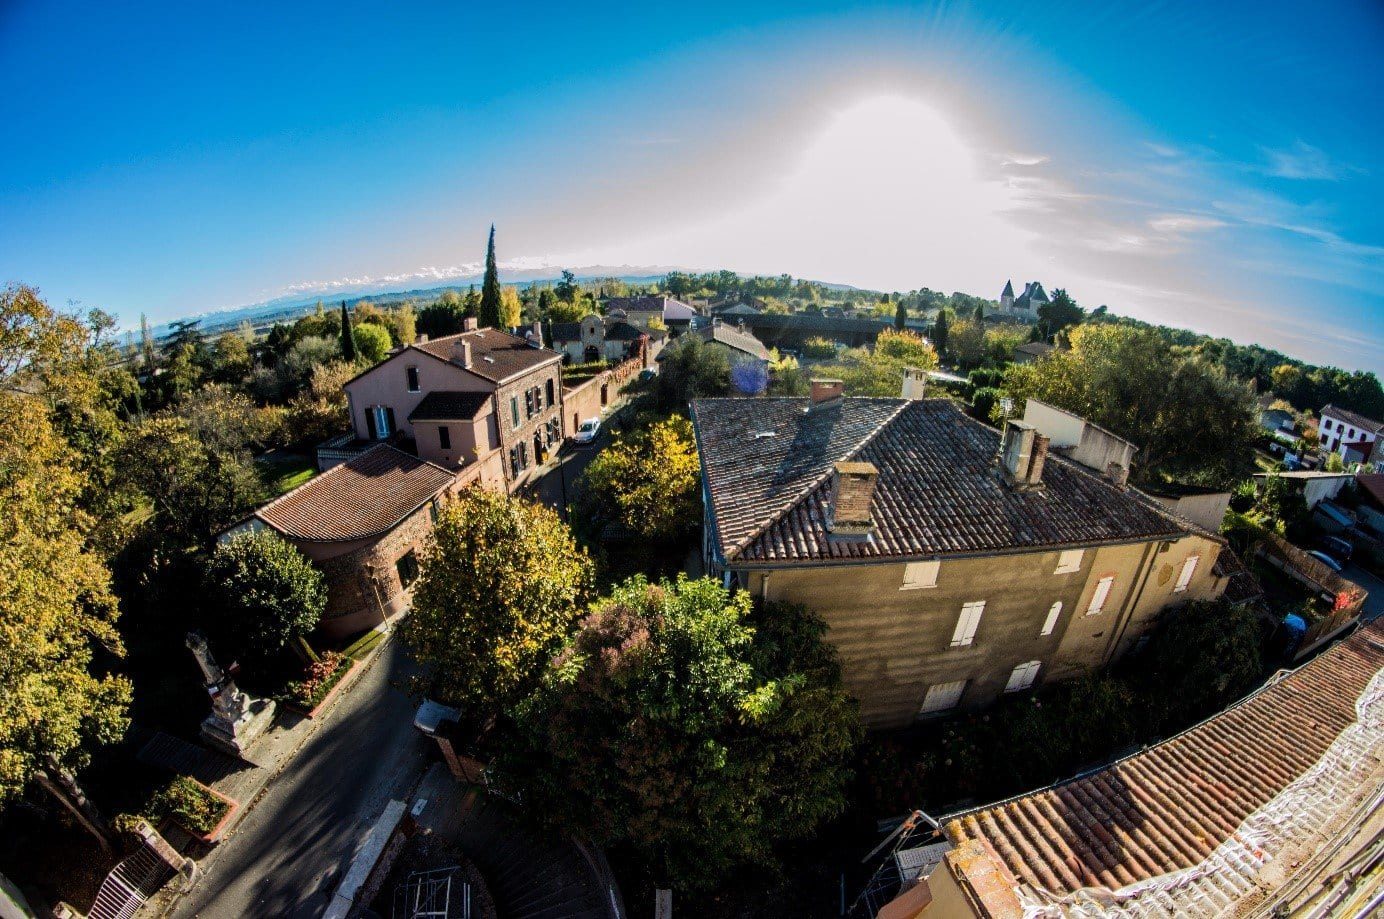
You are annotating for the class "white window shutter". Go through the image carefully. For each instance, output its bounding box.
[1055,549,1084,574]
[1174,555,1199,593]
[1040,601,1063,636]
[950,601,985,647]
[1005,661,1041,692]
[902,560,940,590]
[1086,576,1114,615]
[919,680,967,714]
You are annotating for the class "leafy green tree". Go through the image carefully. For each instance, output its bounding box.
[1037,288,1085,338]
[120,415,266,547]
[284,360,354,446]
[480,225,503,329]
[945,318,987,370]
[499,577,860,892]
[338,302,357,363]
[554,269,578,303]
[1004,324,1257,486]
[210,331,251,384]
[656,336,732,411]
[973,302,984,323]
[894,300,907,330]
[418,292,467,338]
[0,391,131,825]
[204,531,327,661]
[402,489,593,716]
[1128,599,1264,731]
[385,303,417,347]
[353,322,392,363]
[583,417,701,540]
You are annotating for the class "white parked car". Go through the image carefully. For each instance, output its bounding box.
[573,417,601,445]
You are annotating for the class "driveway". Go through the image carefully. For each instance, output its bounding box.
[167,640,431,918]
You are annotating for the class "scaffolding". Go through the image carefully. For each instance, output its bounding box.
[393,866,471,919]
[850,810,948,917]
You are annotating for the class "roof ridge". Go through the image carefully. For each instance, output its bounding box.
[723,398,911,561]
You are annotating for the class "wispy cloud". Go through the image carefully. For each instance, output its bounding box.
[1002,153,1049,167]
[1257,140,1362,181]
[279,256,561,295]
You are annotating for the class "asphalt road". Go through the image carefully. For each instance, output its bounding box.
[168,639,431,918]
[1344,562,1384,621]
[528,432,609,517]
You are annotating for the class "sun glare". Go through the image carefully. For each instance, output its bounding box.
[583,94,1039,292]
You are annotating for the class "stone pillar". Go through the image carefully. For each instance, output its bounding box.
[186,631,277,758]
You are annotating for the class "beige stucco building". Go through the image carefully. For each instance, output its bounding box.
[690,386,1232,730]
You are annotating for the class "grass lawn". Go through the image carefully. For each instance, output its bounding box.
[257,450,317,496]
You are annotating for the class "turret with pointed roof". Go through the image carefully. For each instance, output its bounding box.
[1000,279,1015,311]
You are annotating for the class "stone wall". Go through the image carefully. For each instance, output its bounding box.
[561,356,642,438]
[493,361,564,490]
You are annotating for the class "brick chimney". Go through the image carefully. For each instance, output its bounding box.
[901,366,928,400]
[452,339,472,369]
[462,316,479,332]
[809,378,845,410]
[827,461,878,536]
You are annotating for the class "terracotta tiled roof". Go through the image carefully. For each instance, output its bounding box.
[690,398,1195,566]
[255,444,455,542]
[1321,403,1384,434]
[1014,342,1055,357]
[407,391,490,422]
[413,328,561,383]
[1358,473,1384,509]
[946,620,1384,897]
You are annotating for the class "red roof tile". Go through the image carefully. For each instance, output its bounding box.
[255,444,455,541]
[947,621,1384,896]
[413,327,561,383]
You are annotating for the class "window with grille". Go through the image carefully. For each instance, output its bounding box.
[950,601,985,648]
[1005,661,1041,693]
[1174,555,1199,592]
[1086,575,1115,615]
[1040,601,1062,636]
[918,680,967,715]
[902,560,940,590]
[1055,549,1084,574]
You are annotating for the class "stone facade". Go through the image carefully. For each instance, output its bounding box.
[733,531,1228,729]
[492,364,563,488]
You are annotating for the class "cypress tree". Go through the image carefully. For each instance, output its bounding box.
[479,224,502,329]
[933,309,950,359]
[340,302,358,362]
[894,300,907,331]
[973,302,985,323]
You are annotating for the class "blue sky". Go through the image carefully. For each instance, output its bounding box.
[2,0,1381,372]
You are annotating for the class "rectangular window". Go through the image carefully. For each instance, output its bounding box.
[1055,549,1084,574]
[525,389,536,418]
[1005,661,1041,693]
[1086,575,1115,616]
[510,396,520,428]
[1323,419,1333,431]
[950,601,985,648]
[509,446,521,477]
[902,560,940,590]
[519,442,529,469]
[1040,601,1063,636]
[395,550,420,589]
[438,425,451,450]
[371,405,392,439]
[1174,555,1200,593]
[919,680,967,715]
[406,366,420,392]
[546,378,555,407]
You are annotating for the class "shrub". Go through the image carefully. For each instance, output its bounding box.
[283,651,349,708]
[801,336,838,359]
[971,387,1003,422]
[150,776,229,835]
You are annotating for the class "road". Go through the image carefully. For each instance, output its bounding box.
[526,430,611,517]
[1344,562,1384,621]
[168,639,431,918]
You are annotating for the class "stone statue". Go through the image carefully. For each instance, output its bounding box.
[186,631,275,758]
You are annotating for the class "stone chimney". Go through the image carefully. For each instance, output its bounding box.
[827,461,878,536]
[452,339,472,369]
[416,333,429,344]
[462,316,479,332]
[1107,462,1129,490]
[999,420,1047,489]
[530,320,544,347]
[901,366,928,400]
[809,378,845,410]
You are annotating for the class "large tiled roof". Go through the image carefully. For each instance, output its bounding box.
[689,398,1195,565]
[1321,403,1384,434]
[407,391,490,422]
[254,444,455,542]
[413,328,561,383]
[946,620,1384,899]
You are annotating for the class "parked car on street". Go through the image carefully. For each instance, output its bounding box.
[1317,534,1354,563]
[573,417,601,445]
[1307,550,1344,573]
